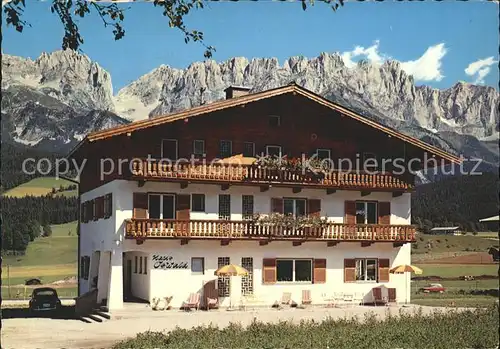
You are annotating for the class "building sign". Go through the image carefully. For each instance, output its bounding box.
[152,255,188,270]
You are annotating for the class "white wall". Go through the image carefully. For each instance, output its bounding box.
[112,180,411,224]
[122,239,411,308]
[80,179,412,309]
[126,251,150,301]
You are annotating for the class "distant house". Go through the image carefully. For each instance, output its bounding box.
[488,247,499,262]
[429,227,461,235]
[479,215,499,232]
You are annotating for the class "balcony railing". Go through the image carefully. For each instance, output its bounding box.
[129,160,414,191]
[125,219,416,242]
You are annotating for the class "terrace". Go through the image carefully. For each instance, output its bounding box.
[128,159,414,192]
[124,218,416,245]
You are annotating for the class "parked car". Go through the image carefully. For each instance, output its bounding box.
[418,283,446,293]
[29,287,62,313]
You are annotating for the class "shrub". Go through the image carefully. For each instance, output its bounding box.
[472,231,478,236]
[113,305,500,349]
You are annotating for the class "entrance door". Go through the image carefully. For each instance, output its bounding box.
[123,259,132,301]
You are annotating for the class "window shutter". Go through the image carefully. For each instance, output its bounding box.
[176,194,191,220]
[104,193,113,219]
[92,200,98,221]
[307,199,321,218]
[262,258,276,284]
[344,258,356,283]
[344,201,356,224]
[378,258,390,282]
[313,258,326,284]
[378,202,391,225]
[271,198,283,214]
[97,197,104,219]
[81,202,86,223]
[133,193,148,219]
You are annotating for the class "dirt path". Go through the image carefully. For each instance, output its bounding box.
[2,305,472,349]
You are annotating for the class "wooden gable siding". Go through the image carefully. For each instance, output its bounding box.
[76,93,421,193]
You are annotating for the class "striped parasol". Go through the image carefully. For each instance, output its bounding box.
[214,264,249,277]
[390,264,423,275]
[390,264,423,305]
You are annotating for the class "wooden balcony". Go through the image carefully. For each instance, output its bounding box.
[129,160,414,191]
[125,219,416,244]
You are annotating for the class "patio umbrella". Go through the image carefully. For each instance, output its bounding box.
[214,264,249,309]
[390,264,423,304]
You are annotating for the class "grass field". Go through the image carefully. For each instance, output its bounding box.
[414,264,498,277]
[2,221,78,299]
[2,177,77,198]
[412,233,498,257]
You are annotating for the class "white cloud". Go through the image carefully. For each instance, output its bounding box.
[340,41,447,82]
[399,44,447,82]
[341,40,388,69]
[464,56,498,84]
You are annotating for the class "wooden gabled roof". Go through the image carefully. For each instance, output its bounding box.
[71,83,461,164]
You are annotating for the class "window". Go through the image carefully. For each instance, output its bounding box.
[148,194,175,219]
[191,257,205,274]
[243,142,255,157]
[283,198,306,218]
[355,259,378,281]
[362,152,378,171]
[193,140,205,156]
[103,194,112,219]
[219,194,231,220]
[217,257,230,297]
[139,256,143,274]
[191,194,205,212]
[266,145,282,157]
[316,148,331,160]
[161,139,178,160]
[269,115,281,127]
[241,257,254,295]
[219,140,232,158]
[242,195,254,220]
[276,259,312,283]
[355,201,377,224]
[80,256,90,280]
[134,256,138,274]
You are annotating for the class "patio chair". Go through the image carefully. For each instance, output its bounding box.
[182,293,200,311]
[333,292,343,307]
[206,297,219,310]
[343,293,354,307]
[274,292,292,309]
[387,288,397,306]
[371,287,387,306]
[301,290,312,307]
[353,292,365,306]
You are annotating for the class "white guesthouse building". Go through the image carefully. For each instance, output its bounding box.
[70,84,459,310]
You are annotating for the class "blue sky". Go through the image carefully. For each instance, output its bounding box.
[3,1,498,92]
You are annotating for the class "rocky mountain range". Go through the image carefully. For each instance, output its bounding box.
[2,50,498,172]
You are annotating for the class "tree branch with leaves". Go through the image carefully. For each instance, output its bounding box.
[3,0,343,58]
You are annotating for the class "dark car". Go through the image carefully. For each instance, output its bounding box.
[29,287,62,313]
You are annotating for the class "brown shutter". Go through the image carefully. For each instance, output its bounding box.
[307,199,321,217]
[344,201,356,224]
[271,198,283,214]
[262,258,277,284]
[344,258,356,282]
[313,258,326,284]
[378,202,391,224]
[378,258,390,282]
[133,193,148,219]
[97,197,104,219]
[176,194,191,220]
[80,202,86,223]
[92,200,98,221]
[104,193,113,219]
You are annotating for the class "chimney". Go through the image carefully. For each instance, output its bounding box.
[224,85,252,99]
